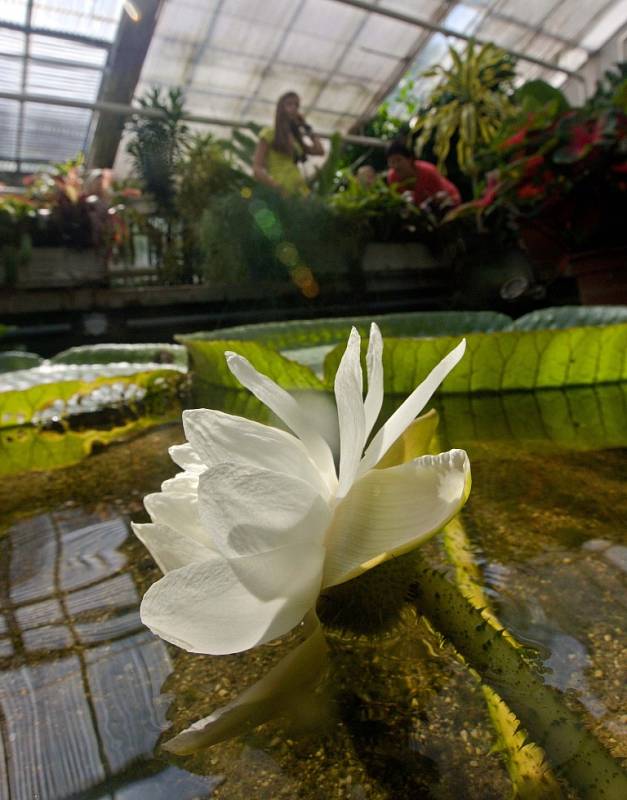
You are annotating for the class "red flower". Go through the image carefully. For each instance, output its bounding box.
[612,162,627,174]
[501,128,527,149]
[516,183,543,200]
[523,155,544,177]
[568,119,603,157]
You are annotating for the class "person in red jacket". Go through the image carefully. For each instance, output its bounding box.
[385,140,461,208]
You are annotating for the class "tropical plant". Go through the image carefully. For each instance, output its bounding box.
[177,133,252,219]
[126,88,191,281]
[412,41,517,184]
[461,103,627,256]
[512,79,570,117]
[197,186,359,291]
[329,170,436,242]
[587,61,627,112]
[215,123,262,171]
[126,87,190,218]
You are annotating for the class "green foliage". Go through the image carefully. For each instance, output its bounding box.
[197,192,251,284]
[587,62,627,111]
[324,324,627,394]
[328,171,421,239]
[175,132,255,279]
[182,338,325,390]
[126,87,190,218]
[412,41,517,179]
[310,133,345,196]
[177,132,253,219]
[513,79,570,116]
[195,187,360,286]
[216,124,262,169]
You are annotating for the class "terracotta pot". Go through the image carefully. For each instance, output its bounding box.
[565,247,627,305]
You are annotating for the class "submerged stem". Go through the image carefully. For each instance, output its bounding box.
[443,518,562,799]
[411,562,627,800]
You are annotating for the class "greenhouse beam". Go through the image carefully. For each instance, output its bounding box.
[88,0,163,168]
[0,19,111,50]
[330,0,586,82]
[0,90,386,149]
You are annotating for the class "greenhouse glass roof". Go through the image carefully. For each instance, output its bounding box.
[1,0,626,176]
[0,0,127,173]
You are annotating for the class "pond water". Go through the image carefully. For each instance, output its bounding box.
[0,386,625,799]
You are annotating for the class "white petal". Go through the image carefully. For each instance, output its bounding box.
[364,323,384,439]
[198,462,331,559]
[182,408,329,498]
[169,443,205,473]
[359,339,466,476]
[322,449,471,587]
[335,327,366,498]
[143,488,210,549]
[161,471,199,494]
[164,613,327,754]
[140,544,324,655]
[225,353,337,492]
[132,522,214,574]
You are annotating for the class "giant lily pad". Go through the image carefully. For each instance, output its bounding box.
[510,306,627,331]
[183,339,325,390]
[0,363,186,427]
[0,351,43,373]
[51,343,187,367]
[179,310,512,350]
[0,406,181,476]
[180,308,627,392]
[324,324,627,394]
[179,312,511,388]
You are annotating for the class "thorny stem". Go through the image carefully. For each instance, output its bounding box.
[411,561,627,800]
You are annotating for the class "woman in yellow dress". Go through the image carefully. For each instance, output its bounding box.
[253,92,324,196]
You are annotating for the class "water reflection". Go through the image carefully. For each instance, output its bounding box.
[192,382,627,453]
[0,506,222,799]
[0,383,624,797]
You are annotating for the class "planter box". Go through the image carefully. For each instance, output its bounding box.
[565,248,627,305]
[361,242,439,272]
[17,247,105,289]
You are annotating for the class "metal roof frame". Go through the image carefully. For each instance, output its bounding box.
[2,0,625,176]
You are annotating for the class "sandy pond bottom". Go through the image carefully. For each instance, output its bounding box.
[0,415,625,799]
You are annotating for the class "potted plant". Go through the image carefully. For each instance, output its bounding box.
[462,100,627,303]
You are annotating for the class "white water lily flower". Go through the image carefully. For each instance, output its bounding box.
[133,324,470,658]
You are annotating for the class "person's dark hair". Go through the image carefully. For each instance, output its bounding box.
[273,91,307,163]
[384,139,413,161]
